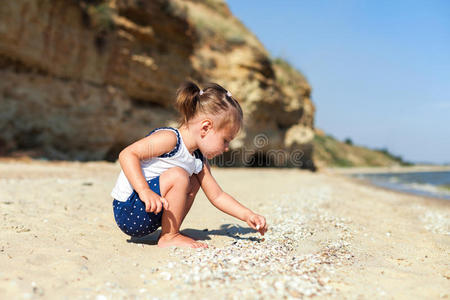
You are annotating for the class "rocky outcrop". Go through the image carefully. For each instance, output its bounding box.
[0,0,316,169]
[313,129,409,168]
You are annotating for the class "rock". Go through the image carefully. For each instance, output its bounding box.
[0,0,315,169]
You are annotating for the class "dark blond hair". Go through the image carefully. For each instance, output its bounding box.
[175,81,243,130]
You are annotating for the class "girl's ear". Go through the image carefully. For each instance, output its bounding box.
[200,119,213,137]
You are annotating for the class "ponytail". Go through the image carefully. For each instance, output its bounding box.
[176,81,201,125]
[175,81,243,129]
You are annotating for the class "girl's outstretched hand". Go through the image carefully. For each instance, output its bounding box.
[246,213,268,235]
[138,189,169,214]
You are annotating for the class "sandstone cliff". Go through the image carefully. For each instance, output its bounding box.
[0,0,316,169]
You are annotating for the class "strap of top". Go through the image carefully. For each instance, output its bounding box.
[146,127,181,158]
[193,149,205,173]
[193,149,204,162]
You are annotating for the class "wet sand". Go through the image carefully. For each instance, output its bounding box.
[0,160,448,299]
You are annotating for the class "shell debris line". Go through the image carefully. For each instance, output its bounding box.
[155,187,355,299]
[414,204,450,236]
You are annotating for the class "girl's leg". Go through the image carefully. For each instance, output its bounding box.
[157,167,206,248]
[182,174,201,224]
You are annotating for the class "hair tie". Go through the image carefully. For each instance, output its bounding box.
[199,90,204,96]
[226,91,232,97]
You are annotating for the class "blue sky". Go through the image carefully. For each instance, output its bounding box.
[227,0,450,164]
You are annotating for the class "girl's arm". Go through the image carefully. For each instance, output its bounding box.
[118,130,176,212]
[196,161,268,235]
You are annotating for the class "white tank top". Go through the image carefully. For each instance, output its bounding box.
[111,127,204,202]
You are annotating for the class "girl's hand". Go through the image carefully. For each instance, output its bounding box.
[246,213,268,236]
[138,189,169,214]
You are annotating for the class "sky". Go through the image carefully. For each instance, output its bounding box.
[227,0,450,164]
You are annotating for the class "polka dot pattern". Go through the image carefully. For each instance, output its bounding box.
[112,176,163,237]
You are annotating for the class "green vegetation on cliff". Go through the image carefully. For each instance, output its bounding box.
[313,133,413,168]
[439,184,450,191]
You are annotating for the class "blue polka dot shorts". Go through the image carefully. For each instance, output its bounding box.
[112,176,163,237]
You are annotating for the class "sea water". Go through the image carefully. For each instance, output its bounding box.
[352,170,450,200]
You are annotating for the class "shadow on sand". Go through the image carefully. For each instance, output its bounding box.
[127,223,262,245]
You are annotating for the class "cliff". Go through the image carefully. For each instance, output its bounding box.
[0,0,316,169]
[313,129,410,168]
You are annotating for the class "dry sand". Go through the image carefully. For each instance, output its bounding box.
[0,160,449,299]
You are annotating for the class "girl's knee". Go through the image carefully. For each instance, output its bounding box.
[161,167,190,186]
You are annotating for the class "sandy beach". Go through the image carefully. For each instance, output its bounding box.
[0,160,449,299]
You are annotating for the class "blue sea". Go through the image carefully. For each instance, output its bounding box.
[351,170,450,200]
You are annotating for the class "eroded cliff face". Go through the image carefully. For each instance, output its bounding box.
[0,0,316,169]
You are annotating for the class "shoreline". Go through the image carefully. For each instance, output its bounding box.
[324,165,450,202]
[325,164,450,175]
[336,172,450,204]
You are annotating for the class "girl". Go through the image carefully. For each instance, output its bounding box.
[111,82,268,248]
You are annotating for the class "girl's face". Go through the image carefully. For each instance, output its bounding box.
[198,121,239,159]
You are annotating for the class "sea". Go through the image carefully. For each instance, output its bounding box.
[351,170,450,200]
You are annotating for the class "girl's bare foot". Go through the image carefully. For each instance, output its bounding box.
[157,232,208,248]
